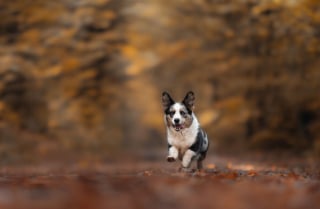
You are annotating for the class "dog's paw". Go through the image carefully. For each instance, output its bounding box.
[167,156,176,162]
[179,167,194,173]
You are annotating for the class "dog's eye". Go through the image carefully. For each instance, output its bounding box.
[169,111,175,117]
[180,111,186,116]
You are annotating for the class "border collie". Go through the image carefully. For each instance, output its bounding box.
[162,91,209,171]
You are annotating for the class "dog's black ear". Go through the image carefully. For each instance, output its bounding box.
[182,91,195,112]
[162,92,174,112]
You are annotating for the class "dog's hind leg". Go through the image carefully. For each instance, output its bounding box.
[196,152,207,170]
[197,159,203,170]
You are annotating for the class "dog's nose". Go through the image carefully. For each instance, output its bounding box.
[174,118,180,124]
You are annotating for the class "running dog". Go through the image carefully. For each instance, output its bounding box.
[162,91,209,171]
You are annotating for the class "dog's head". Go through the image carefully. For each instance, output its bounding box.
[162,91,195,131]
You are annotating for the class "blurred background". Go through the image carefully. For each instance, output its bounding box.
[0,0,319,165]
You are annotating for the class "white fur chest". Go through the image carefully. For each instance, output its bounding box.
[167,116,199,151]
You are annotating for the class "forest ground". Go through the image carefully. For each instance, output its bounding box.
[0,154,319,209]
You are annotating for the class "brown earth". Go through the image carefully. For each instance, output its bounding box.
[0,155,319,209]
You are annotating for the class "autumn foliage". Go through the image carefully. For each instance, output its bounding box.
[0,0,320,164]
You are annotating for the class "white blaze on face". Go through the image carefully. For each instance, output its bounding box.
[171,103,184,125]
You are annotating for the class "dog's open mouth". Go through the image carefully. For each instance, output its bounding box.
[173,124,184,131]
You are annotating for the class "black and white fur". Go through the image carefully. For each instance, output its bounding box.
[162,91,209,171]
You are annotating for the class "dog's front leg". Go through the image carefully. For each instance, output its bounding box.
[181,149,196,170]
[167,146,178,162]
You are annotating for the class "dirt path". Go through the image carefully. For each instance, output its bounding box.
[0,155,318,209]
